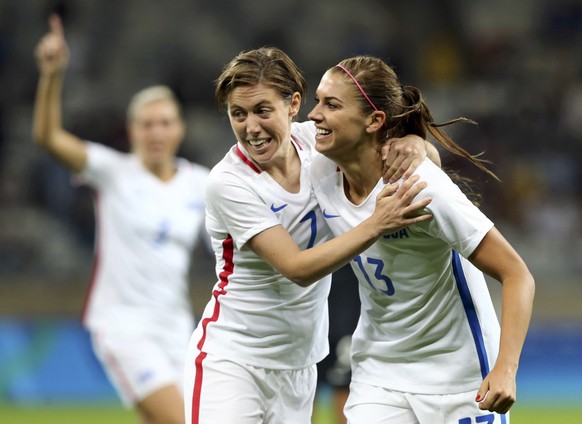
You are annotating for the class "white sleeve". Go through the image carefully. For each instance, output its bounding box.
[205,168,281,250]
[76,142,123,189]
[412,159,494,258]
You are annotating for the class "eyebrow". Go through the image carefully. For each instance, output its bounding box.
[229,99,275,110]
[315,93,343,104]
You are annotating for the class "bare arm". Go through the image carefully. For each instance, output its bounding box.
[381,135,441,183]
[249,175,432,286]
[469,227,535,414]
[33,14,87,173]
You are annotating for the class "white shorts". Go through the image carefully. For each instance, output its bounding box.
[184,350,317,424]
[91,328,187,407]
[345,381,510,424]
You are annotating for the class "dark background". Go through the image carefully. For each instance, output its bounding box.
[0,0,581,326]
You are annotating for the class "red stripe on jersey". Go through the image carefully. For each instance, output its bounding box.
[81,191,100,324]
[290,134,303,150]
[191,236,234,423]
[235,145,261,174]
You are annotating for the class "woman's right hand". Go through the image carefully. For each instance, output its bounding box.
[34,14,69,76]
[371,174,432,235]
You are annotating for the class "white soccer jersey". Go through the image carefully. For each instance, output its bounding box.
[310,156,500,395]
[192,121,332,370]
[78,142,209,335]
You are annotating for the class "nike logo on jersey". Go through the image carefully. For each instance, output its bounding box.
[322,209,340,218]
[271,203,288,212]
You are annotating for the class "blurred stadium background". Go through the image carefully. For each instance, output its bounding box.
[1,0,581,422]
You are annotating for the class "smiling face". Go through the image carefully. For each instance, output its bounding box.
[307,69,375,162]
[128,98,184,171]
[227,83,301,167]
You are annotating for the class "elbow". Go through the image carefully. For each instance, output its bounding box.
[287,274,318,288]
[525,269,536,298]
[281,269,319,288]
[32,126,43,145]
[32,126,50,148]
[33,133,47,147]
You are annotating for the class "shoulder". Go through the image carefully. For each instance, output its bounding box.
[291,121,317,151]
[310,153,337,187]
[412,159,459,196]
[410,158,493,228]
[80,142,129,184]
[85,141,126,163]
[206,147,257,201]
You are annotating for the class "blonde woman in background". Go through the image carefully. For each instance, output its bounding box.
[33,15,210,424]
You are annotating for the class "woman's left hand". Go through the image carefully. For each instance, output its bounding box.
[475,366,517,414]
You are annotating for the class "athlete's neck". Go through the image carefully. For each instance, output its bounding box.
[338,148,383,205]
[263,141,301,194]
[145,160,177,182]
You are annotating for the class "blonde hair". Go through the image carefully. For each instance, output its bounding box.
[126,85,182,123]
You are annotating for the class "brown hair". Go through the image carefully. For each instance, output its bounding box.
[214,47,307,113]
[333,56,499,183]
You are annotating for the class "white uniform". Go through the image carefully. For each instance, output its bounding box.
[311,156,508,424]
[185,122,332,423]
[78,142,209,406]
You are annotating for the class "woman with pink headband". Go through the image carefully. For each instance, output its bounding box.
[308,55,535,424]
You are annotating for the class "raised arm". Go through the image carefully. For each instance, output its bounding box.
[468,227,535,414]
[33,14,87,173]
[249,175,432,287]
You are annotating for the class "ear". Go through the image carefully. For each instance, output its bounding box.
[289,92,302,117]
[366,111,386,133]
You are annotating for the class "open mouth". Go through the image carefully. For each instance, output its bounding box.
[247,138,271,148]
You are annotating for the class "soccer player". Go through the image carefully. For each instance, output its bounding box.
[184,47,437,424]
[308,55,535,423]
[33,15,209,424]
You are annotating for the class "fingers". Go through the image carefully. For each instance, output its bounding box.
[397,176,427,199]
[402,197,432,217]
[395,173,420,192]
[398,211,432,227]
[382,156,408,184]
[478,393,513,415]
[49,14,64,36]
[376,182,399,198]
[35,14,68,73]
[393,174,427,204]
[381,143,407,183]
[475,382,515,415]
[375,176,432,226]
[475,382,488,408]
[381,135,427,183]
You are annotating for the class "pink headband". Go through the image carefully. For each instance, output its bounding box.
[336,64,379,111]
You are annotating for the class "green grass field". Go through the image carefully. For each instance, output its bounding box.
[1,404,581,424]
